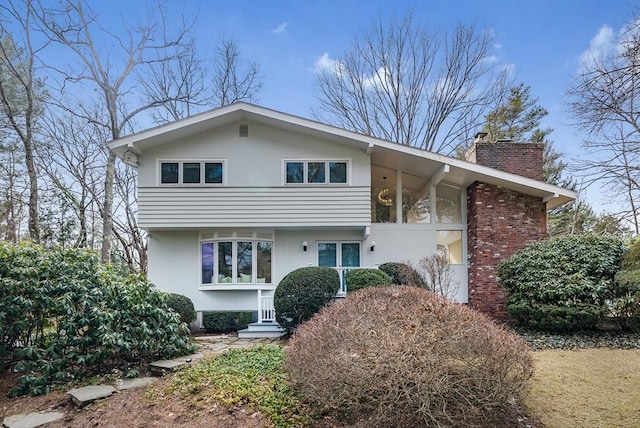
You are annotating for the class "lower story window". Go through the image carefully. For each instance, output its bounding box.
[436,230,463,264]
[201,239,272,285]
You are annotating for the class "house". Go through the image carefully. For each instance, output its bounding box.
[108,103,576,336]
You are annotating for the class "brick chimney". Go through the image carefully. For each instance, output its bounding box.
[465,134,547,321]
[465,133,544,181]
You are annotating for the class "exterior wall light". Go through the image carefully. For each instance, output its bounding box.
[303,241,308,252]
[370,241,376,252]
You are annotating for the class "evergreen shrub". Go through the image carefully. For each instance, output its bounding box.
[345,268,391,292]
[273,266,339,334]
[203,311,253,333]
[166,293,196,325]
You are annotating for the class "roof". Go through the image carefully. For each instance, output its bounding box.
[108,102,576,209]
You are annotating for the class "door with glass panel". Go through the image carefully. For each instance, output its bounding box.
[317,242,361,294]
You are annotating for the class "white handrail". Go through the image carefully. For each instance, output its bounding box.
[258,293,276,322]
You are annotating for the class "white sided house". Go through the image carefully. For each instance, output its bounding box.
[108,103,575,336]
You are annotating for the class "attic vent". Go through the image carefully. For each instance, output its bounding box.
[239,124,249,137]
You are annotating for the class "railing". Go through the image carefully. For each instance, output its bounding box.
[333,266,379,296]
[258,290,276,323]
[257,267,379,323]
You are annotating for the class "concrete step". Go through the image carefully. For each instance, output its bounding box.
[243,322,285,332]
[67,385,115,406]
[237,323,285,339]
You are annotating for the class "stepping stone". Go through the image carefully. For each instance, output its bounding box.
[3,412,64,428]
[67,385,115,406]
[149,359,186,375]
[115,377,156,390]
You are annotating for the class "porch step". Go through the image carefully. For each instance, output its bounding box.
[237,322,285,339]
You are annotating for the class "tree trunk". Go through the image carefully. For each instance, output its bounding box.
[100,151,116,264]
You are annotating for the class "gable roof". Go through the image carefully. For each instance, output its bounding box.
[108,102,575,209]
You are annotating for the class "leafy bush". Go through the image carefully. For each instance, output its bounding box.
[378,261,424,286]
[273,266,339,334]
[286,286,533,427]
[497,234,625,331]
[203,311,253,333]
[166,293,196,325]
[621,239,640,270]
[0,242,195,396]
[345,268,391,292]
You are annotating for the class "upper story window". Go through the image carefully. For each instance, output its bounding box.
[160,160,224,185]
[284,160,348,184]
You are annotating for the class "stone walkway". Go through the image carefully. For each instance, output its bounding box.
[2,335,281,428]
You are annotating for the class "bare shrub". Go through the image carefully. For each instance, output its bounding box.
[285,286,533,427]
[419,252,459,299]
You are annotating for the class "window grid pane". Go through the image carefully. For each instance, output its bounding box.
[286,162,304,183]
[161,163,179,184]
[183,163,201,184]
[308,162,326,183]
[205,163,223,183]
[218,242,233,283]
[257,241,272,283]
[201,242,214,284]
[237,241,253,283]
[329,162,347,183]
[318,243,337,267]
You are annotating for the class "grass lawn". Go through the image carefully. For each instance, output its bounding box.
[528,349,640,428]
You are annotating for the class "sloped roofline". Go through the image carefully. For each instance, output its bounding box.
[107,102,576,209]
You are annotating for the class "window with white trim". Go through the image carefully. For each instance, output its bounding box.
[160,160,224,185]
[284,160,348,184]
[200,235,272,285]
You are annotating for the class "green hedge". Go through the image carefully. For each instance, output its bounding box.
[0,242,195,396]
[203,311,254,333]
[345,268,391,292]
[274,266,340,334]
[497,234,625,331]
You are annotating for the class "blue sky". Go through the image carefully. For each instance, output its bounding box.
[80,1,639,209]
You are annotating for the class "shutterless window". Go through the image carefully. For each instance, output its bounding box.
[284,160,347,184]
[161,163,179,184]
[183,163,201,183]
[286,162,304,183]
[160,161,224,185]
[201,240,273,285]
[205,163,223,183]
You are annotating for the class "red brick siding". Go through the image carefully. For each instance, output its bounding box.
[466,142,544,181]
[465,141,547,320]
[466,183,547,320]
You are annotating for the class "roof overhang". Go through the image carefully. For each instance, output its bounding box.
[108,102,576,210]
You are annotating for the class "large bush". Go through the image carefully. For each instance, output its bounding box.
[0,242,195,396]
[273,266,339,334]
[166,293,196,325]
[378,261,424,286]
[497,234,625,331]
[285,286,533,427]
[345,268,391,292]
[612,239,640,331]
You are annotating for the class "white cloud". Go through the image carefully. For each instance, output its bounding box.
[580,25,615,67]
[314,52,339,73]
[481,55,498,64]
[271,22,288,34]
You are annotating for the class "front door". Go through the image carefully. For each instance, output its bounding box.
[317,242,361,294]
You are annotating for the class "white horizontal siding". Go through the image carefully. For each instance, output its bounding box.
[139,186,371,228]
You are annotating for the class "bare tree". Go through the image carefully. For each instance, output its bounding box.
[418,252,459,300]
[568,15,640,234]
[212,37,262,107]
[314,13,508,154]
[0,141,28,242]
[34,0,192,264]
[0,0,47,242]
[38,106,107,249]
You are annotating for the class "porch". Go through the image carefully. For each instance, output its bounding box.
[237,267,370,338]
